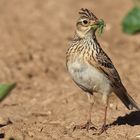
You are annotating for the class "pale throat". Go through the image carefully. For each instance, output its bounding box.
[75,28,96,40]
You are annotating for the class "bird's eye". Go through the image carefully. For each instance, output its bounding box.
[82,19,89,25]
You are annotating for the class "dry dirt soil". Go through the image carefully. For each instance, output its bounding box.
[0,0,140,140]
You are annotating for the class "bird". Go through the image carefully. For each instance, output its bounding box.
[66,8,140,134]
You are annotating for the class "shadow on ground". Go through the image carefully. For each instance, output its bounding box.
[109,111,140,126]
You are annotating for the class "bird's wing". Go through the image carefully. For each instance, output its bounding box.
[87,47,140,110]
[87,49,121,87]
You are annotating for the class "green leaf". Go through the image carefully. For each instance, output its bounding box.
[97,19,106,36]
[0,83,16,102]
[9,137,16,140]
[122,6,140,34]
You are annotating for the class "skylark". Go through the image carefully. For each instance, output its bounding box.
[66,8,140,134]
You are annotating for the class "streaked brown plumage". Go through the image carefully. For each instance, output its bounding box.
[66,8,140,134]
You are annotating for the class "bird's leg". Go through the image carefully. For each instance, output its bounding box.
[98,95,109,135]
[73,94,97,131]
[87,99,94,123]
[85,94,97,130]
[84,96,97,131]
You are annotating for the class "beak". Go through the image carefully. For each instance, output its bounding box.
[95,19,105,26]
[91,19,105,30]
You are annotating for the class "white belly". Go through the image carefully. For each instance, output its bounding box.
[67,59,112,95]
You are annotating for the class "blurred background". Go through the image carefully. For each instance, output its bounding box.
[0,0,140,139]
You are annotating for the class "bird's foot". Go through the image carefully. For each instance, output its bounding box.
[73,121,97,131]
[93,124,108,135]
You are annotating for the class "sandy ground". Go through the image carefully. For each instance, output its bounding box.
[0,0,140,139]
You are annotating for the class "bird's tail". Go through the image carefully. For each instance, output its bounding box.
[114,84,140,110]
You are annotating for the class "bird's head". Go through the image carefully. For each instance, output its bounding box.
[76,8,105,38]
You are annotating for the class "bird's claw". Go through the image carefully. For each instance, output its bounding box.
[73,121,97,132]
[93,124,108,135]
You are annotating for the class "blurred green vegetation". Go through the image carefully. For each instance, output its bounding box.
[122,0,140,34]
[9,137,16,140]
[0,83,16,102]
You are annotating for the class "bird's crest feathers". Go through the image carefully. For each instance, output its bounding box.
[79,8,98,20]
